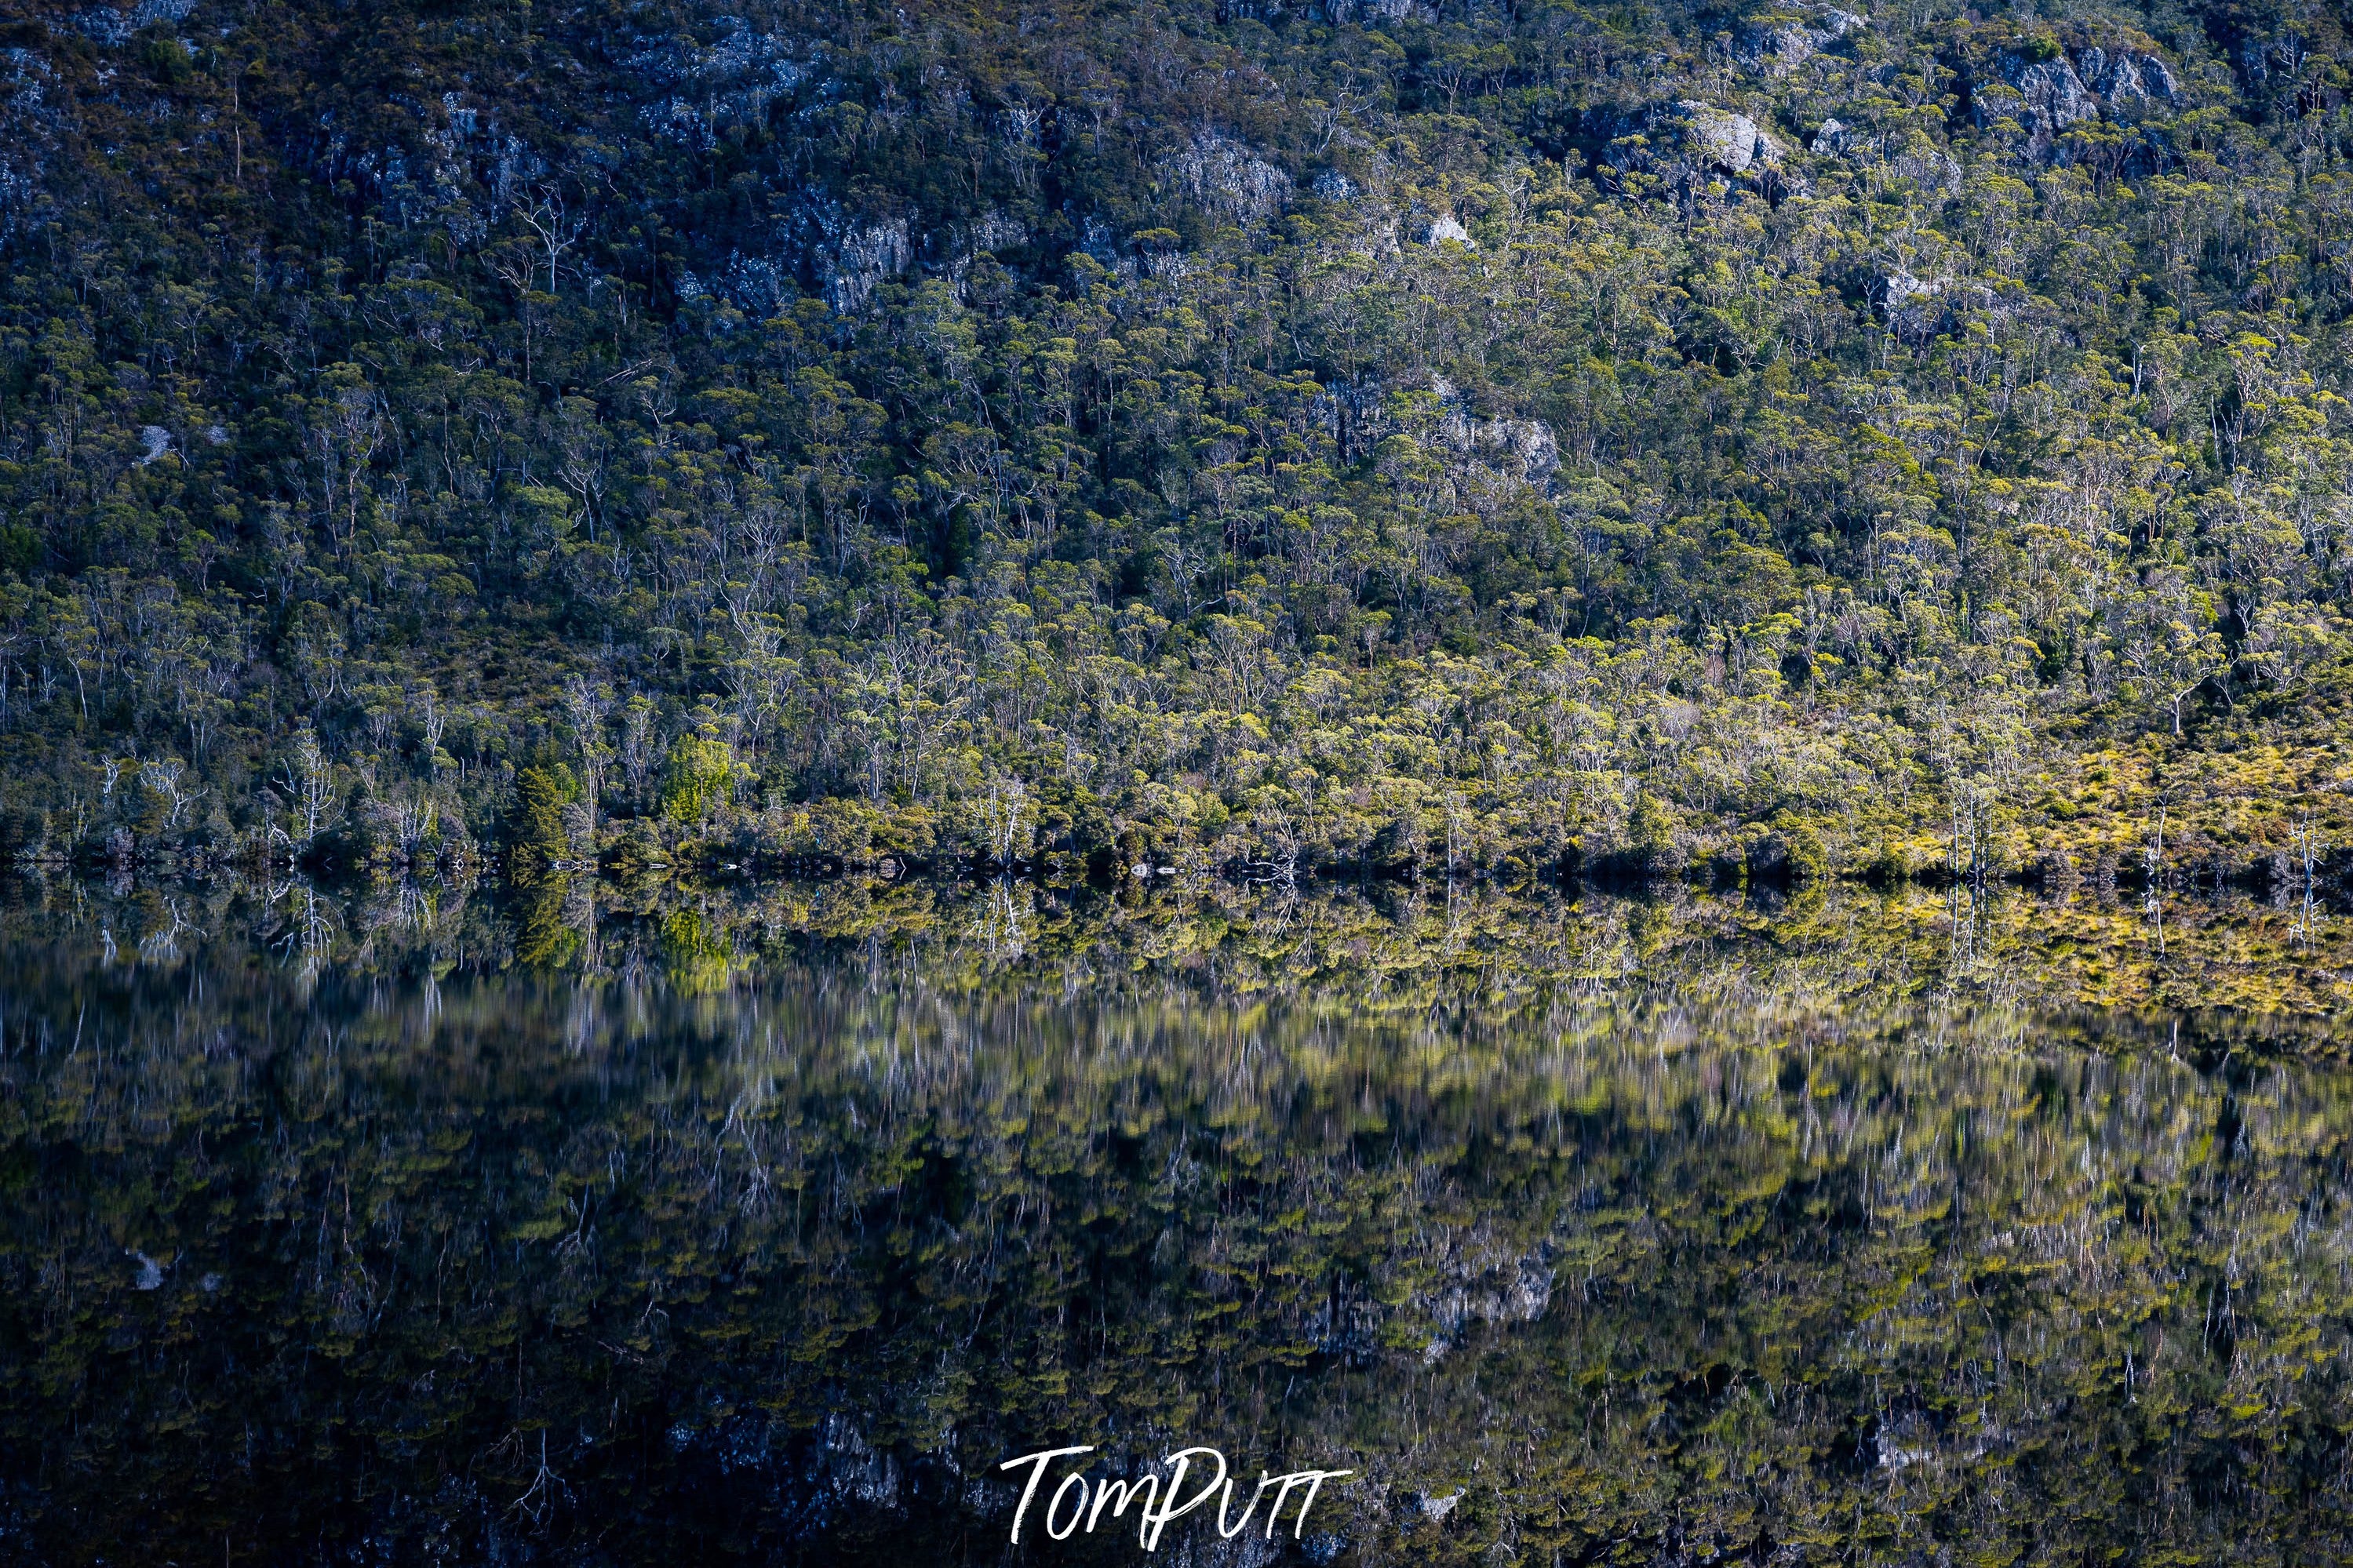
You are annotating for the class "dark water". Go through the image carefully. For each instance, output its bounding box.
[2,881,2352,1565]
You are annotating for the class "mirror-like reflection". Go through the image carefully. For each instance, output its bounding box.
[1,879,2350,1563]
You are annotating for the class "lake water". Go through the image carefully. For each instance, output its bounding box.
[1,875,2349,1564]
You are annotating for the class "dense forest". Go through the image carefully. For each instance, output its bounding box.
[1,0,2351,886]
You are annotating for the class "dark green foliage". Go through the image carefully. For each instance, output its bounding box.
[1748,810,1827,883]
[513,760,581,861]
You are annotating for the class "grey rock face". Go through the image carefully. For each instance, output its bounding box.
[1882,268,1945,342]
[1159,131,1292,226]
[1656,100,1783,174]
[1591,100,1784,180]
[1741,6,1866,76]
[2078,46,2181,111]
[1973,44,2183,158]
[826,219,912,314]
[2009,57,2100,146]
[1423,213,1473,248]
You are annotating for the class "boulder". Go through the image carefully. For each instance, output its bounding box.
[1654,100,1784,174]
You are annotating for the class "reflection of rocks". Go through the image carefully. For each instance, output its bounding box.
[9,906,2353,1560]
[1307,1292,1385,1361]
[1419,1239,1554,1343]
[1868,1407,2004,1474]
[818,1414,900,1505]
[1331,1227,1553,1369]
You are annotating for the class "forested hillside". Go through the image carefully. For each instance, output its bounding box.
[0,0,2349,882]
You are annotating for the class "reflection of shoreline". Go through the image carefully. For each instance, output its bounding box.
[5,868,2348,1056]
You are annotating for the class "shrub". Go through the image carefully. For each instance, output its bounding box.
[1628,793,1688,880]
[1747,814,1828,886]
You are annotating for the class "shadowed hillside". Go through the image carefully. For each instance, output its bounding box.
[0,0,2349,888]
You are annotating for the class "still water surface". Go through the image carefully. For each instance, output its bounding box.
[1,880,2349,1564]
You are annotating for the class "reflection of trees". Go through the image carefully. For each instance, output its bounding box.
[7,868,2352,1039]
[0,929,2349,1563]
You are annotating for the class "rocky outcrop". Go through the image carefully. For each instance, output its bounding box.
[2079,45,2181,110]
[1812,120,1961,191]
[825,219,912,314]
[1159,130,1292,226]
[1422,213,1473,248]
[624,16,814,147]
[1740,6,1866,77]
[0,46,59,243]
[1880,268,2021,343]
[1972,42,2182,157]
[1655,100,1784,174]
[69,0,195,46]
[1594,100,1798,197]
[1428,377,1562,495]
[1881,268,1946,342]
